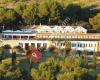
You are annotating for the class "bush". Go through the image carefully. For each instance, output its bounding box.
[14,46,24,53]
[97,74,100,80]
[31,57,88,80]
[3,44,11,49]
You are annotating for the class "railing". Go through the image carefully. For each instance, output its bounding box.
[1,33,100,41]
[36,33,100,40]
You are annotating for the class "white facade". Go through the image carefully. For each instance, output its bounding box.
[1,25,100,52]
[36,25,52,33]
[52,26,63,33]
[1,40,99,52]
[71,41,98,52]
[18,40,100,52]
[36,25,87,33]
[2,29,36,40]
[75,26,87,33]
[63,26,74,33]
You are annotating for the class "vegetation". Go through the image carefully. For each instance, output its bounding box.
[0,0,99,32]
[31,57,88,80]
[0,47,3,63]
[0,45,99,80]
[0,0,100,79]
[0,60,22,80]
[3,44,11,49]
[89,13,100,32]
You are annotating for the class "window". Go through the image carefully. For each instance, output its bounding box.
[95,44,96,47]
[83,44,85,47]
[80,44,82,47]
[25,43,29,50]
[72,43,76,47]
[31,43,35,48]
[37,43,41,48]
[78,44,80,47]
[89,44,91,47]
[61,43,63,46]
[91,44,93,47]
[43,43,47,48]
[86,44,87,47]
[19,43,23,47]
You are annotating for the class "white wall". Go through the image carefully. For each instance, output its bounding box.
[2,40,100,52]
[71,41,98,52]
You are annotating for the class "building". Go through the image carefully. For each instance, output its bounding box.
[36,25,87,33]
[0,25,100,52]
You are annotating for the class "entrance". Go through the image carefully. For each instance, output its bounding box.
[31,43,35,48]
[37,43,41,49]
[25,43,29,50]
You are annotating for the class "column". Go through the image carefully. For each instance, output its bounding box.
[23,43,25,48]
[29,43,31,47]
[28,36,29,40]
[20,36,21,40]
[12,35,13,40]
[35,43,37,48]
[3,35,5,39]
[41,42,43,47]
[47,42,49,48]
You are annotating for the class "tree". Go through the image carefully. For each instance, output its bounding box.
[75,21,91,29]
[81,50,88,58]
[69,50,78,59]
[89,13,100,31]
[0,57,22,80]
[97,74,100,80]
[22,3,38,25]
[0,7,6,26]
[31,57,88,80]
[14,46,24,53]
[5,9,17,22]
[57,72,74,80]
[31,68,41,80]
[15,2,27,25]
[59,0,74,8]
[63,4,81,25]
[12,50,16,66]
[93,52,97,69]
[47,0,60,25]
[0,47,3,63]
[3,44,11,49]
[0,7,20,29]
[15,2,26,16]
[81,50,88,67]
[4,9,19,29]
[64,39,71,55]
[5,67,22,80]
[38,0,49,25]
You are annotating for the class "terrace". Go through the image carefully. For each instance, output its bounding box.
[2,29,37,40]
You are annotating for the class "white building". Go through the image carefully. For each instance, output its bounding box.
[36,25,52,33]
[35,25,87,33]
[0,25,100,52]
[52,26,63,33]
[74,26,87,33]
[63,26,74,33]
